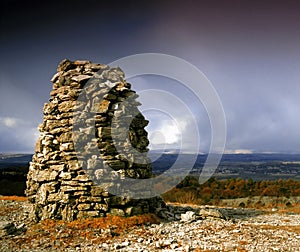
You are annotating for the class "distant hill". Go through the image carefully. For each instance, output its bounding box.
[0,154,32,196]
[0,152,300,196]
[0,154,32,168]
[149,152,300,180]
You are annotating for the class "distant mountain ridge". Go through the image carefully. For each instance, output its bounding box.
[1,152,300,169]
[0,152,300,196]
[0,154,32,168]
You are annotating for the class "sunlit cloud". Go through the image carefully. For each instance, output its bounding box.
[224,149,253,154]
[0,117,18,128]
[149,120,181,146]
[0,116,39,153]
[1,0,300,153]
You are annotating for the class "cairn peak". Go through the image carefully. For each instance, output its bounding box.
[26,59,164,222]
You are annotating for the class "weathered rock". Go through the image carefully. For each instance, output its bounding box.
[1,199,300,252]
[57,59,76,72]
[199,207,226,219]
[26,59,164,221]
[71,74,91,83]
[180,211,197,222]
[0,222,16,237]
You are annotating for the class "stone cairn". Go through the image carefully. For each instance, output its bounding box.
[26,59,165,221]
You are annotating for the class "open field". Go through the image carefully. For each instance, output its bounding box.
[1,196,300,251]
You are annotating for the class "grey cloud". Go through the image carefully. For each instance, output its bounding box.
[1,0,300,153]
[0,116,38,153]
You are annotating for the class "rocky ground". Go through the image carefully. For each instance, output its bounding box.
[0,197,300,251]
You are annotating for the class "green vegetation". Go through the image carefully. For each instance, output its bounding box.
[162,176,300,205]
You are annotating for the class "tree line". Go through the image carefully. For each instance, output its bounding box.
[161,176,300,204]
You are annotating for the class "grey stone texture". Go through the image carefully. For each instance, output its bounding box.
[26,59,165,221]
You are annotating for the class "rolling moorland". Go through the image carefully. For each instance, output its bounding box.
[1,153,300,251]
[1,153,300,197]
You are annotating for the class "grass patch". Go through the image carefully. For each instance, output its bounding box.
[0,195,27,201]
[6,214,160,249]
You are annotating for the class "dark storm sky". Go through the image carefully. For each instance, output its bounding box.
[1,0,300,153]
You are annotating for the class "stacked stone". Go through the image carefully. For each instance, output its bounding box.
[26,59,164,221]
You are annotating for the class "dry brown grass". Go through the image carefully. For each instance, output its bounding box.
[41,214,160,233]
[177,191,197,204]
[0,196,27,201]
[243,223,300,234]
[237,248,249,252]
[277,204,300,214]
[238,241,248,246]
[0,205,20,216]
[252,203,300,215]
[0,194,161,248]
[8,214,160,249]
[259,224,300,234]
